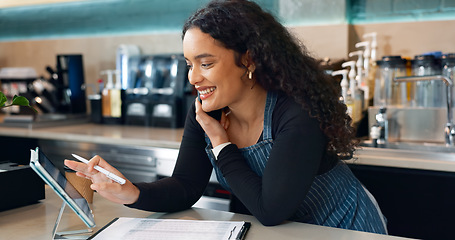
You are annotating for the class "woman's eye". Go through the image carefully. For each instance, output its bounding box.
[201,63,213,68]
[186,64,193,70]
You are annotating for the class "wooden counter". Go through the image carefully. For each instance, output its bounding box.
[0,186,411,240]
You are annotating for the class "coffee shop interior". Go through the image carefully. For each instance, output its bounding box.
[1,0,455,239]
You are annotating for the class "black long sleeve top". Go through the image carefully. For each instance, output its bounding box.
[128,92,337,226]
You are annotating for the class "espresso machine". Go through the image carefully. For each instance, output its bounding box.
[123,54,195,128]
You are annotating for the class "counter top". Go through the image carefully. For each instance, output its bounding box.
[1,122,455,173]
[351,145,455,173]
[0,123,184,149]
[0,186,410,240]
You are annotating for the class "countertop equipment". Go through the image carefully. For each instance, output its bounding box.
[0,55,89,128]
[54,54,87,114]
[124,54,195,128]
[0,67,39,115]
[0,162,45,211]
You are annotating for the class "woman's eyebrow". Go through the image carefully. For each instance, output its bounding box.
[194,53,215,60]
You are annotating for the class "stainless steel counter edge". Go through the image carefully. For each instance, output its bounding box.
[2,123,455,173]
[0,123,183,149]
[350,146,455,173]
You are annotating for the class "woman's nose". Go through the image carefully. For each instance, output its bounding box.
[188,68,202,85]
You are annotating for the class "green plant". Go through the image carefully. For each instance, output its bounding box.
[0,91,37,113]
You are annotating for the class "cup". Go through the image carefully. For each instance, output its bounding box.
[65,170,94,203]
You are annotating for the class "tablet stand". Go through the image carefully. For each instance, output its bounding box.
[52,202,93,240]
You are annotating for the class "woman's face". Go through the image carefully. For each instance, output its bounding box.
[183,28,251,112]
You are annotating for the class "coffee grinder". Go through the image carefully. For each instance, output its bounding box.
[55,54,87,114]
[124,54,195,128]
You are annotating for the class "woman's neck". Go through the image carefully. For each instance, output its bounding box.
[228,87,267,129]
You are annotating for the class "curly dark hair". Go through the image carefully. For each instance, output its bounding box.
[182,0,357,160]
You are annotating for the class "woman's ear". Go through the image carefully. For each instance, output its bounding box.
[242,50,255,72]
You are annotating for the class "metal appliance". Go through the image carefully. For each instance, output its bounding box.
[124,54,195,128]
[368,52,455,145]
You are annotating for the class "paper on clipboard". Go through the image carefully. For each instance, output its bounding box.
[88,217,250,240]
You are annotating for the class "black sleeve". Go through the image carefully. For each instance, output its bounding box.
[216,96,327,226]
[127,103,214,212]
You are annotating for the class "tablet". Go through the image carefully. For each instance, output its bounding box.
[29,147,96,228]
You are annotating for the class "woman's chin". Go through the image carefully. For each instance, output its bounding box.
[202,105,213,112]
[201,102,220,113]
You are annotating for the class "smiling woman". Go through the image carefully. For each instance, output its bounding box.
[64,0,388,234]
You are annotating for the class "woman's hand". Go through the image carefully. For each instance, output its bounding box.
[64,155,140,205]
[195,99,230,147]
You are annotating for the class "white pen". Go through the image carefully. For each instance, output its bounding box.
[72,154,126,185]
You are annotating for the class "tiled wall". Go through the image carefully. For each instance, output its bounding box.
[0,0,345,41]
[1,0,454,41]
[349,0,455,23]
[0,0,454,89]
[0,0,279,42]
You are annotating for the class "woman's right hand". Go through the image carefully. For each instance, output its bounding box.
[195,99,230,147]
[64,155,140,205]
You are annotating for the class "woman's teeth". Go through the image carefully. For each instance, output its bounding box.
[199,87,216,95]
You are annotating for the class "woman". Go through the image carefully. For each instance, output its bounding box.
[65,0,387,234]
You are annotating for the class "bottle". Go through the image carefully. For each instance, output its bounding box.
[332,70,354,119]
[97,78,104,94]
[349,50,364,86]
[349,50,370,108]
[101,70,114,118]
[110,70,122,118]
[342,61,363,123]
[331,69,349,103]
[355,41,371,78]
[363,32,377,64]
[356,40,376,104]
[362,33,378,106]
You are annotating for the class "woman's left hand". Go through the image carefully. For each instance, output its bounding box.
[194,99,230,147]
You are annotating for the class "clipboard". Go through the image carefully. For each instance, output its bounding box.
[88,217,251,240]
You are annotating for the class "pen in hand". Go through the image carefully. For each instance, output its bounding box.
[71,154,126,185]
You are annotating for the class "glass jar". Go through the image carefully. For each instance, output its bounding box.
[374,56,408,107]
[442,53,455,106]
[411,54,442,107]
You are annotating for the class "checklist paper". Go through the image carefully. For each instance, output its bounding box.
[88,217,250,240]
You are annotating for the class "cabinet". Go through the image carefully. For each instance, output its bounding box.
[349,146,455,240]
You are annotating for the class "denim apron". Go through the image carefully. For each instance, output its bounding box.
[204,91,388,234]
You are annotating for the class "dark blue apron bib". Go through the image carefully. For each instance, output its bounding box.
[204,91,387,234]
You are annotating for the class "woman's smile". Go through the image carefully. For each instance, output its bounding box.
[198,86,217,100]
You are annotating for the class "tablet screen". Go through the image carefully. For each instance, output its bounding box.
[37,149,95,225]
